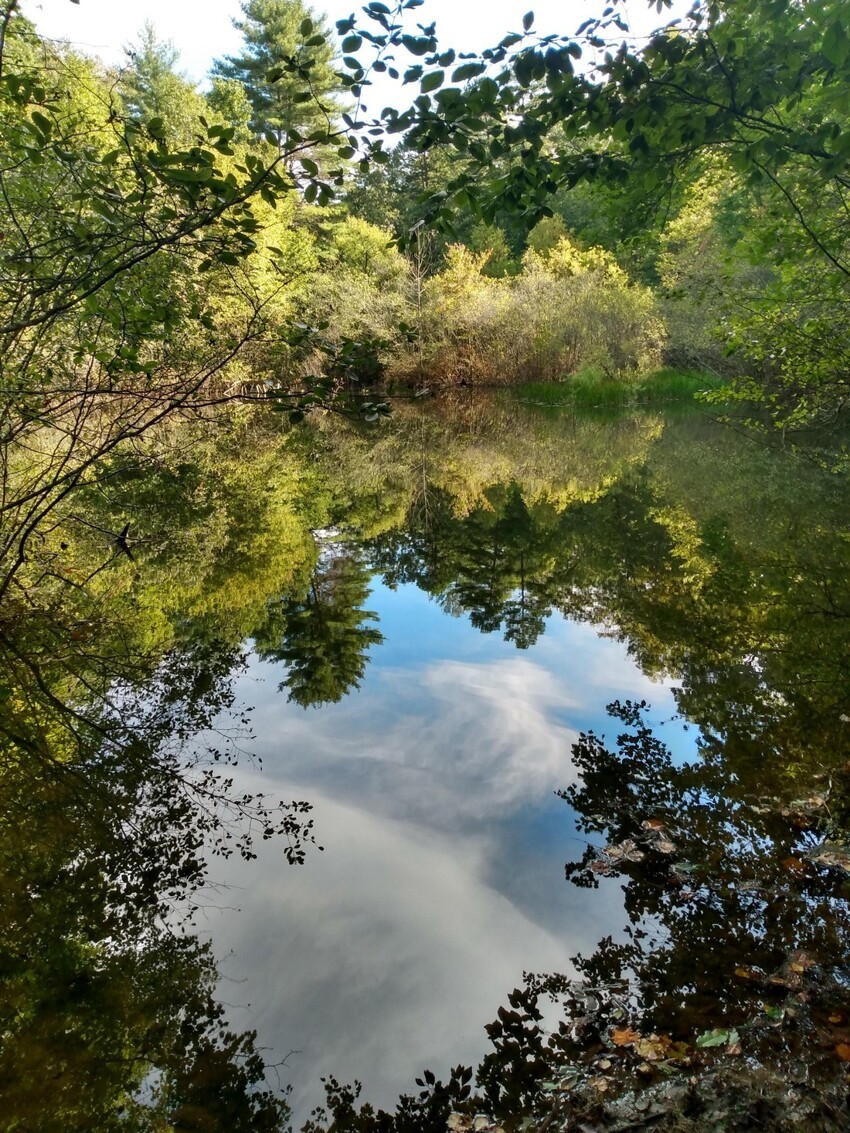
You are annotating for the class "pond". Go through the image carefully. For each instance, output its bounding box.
[3,394,850,1130]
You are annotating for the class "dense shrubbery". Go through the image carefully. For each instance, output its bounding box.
[303,234,665,387]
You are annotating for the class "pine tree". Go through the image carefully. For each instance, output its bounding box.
[211,0,344,154]
[119,23,207,144]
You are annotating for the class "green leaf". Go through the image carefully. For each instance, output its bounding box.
[696,1028,739,1049]
[823,20,849,67]
[522,10,534,31]
[421,70,445,93]
[401,34,433,56]
[453,62,486,82]
[300,17,313,36]
[342,35,363,52]
[30,110,52,138]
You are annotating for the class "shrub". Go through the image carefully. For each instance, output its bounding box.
[407,237,665,384]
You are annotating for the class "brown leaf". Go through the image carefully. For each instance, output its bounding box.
[642,818,665,831]
[635,1035,671,1061]
[611,1027,641,1047]
[835,1044,850,1062]
[790,950,815,970]
[735,965,762,981]
[782,856,807,873]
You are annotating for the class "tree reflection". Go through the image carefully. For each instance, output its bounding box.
[561,702,850,1038]
[359,413,850,790]
[302,703,850,1133]
[0,625,312,1131]
[255,547,383,708]
[368,484,563,649]
[3,398,850,1130]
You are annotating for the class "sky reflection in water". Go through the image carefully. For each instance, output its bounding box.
[207,580,696,1119]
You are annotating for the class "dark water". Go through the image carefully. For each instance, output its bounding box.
[2,396,850,1130]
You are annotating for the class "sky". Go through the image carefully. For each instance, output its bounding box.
[22,0,680,87]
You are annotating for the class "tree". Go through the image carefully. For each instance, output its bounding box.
[212,0,345,156]
[0,2,341,603]
[333,0,850,424]
[255,548,384,707]
[118,21,207,143]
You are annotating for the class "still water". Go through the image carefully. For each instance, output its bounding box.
[201,398,849,1120]
[3,394,850,1129]
[210,598,694,1119]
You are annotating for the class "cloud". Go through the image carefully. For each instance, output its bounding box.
[206,786,619,1122]
[239,656,580,830]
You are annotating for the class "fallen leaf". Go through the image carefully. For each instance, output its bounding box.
[807,844,850,874]
[835,1044,850,1062]
[589,1077,609,1093]
[790,950,815,970]
[611,1027,641,1047]
[672,862,698,874]
[635,1035,671,1061]
[448,1116,471,1132]
[696,1028,739,1049]
[642,818,665,831]
[782,856,807,873]
[656,840,678,854]
[604,839,646,863]
[735,965,762,981]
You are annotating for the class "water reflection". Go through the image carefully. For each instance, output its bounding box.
[1,397,849,1129]
[211,599,682,1117]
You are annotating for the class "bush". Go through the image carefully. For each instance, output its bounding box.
[407,237,665,385]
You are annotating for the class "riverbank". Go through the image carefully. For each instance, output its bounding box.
[505,368,729,410]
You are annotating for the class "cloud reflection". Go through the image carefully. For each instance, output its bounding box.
[208,785,617,1122]
[206,602,680,1120]
[242,656,579,830]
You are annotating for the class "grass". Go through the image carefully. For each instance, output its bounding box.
[508,367,729,409]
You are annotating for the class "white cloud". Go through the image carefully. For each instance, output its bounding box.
[239,655,580,829]
[206,786,618,1121]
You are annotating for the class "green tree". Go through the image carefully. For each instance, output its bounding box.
[206,74,255,143]
[118,21,207,143]
[255,549,384,707]
[340,0,850,423]
[212,0,344,156]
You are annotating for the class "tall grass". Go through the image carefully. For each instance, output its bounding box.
[506,368,729,408]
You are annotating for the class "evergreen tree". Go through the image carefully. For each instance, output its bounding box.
[211,0,344,154]
[119,23,207,144]
[256,551,384,708]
